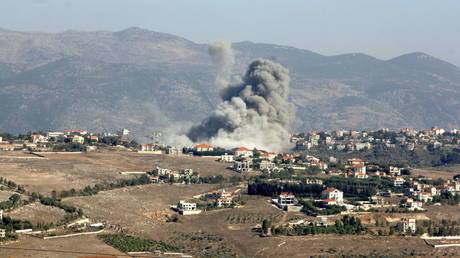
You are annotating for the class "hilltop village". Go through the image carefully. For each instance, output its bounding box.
[2,126,460,256]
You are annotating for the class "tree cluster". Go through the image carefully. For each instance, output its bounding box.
[99,233,181,253]
[272,215,367,236]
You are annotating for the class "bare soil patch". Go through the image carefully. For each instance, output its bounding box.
[62,184,217,236]
[425,204,460,221]
[0,234,125,258]
[5,202,67,224]
[0,151,235,195]
[412,168,457,180]
[0,190,18,201]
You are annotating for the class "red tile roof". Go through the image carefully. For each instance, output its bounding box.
[235,147,251,152]
[280,192,295,196]
[193,144,213,149]
[322,187,339,193]
[140,143,153,146]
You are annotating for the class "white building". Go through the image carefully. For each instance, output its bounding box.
[31,134,48,143]
[353,164,366,174]
[64,130,87,136]
[258,160,276,171]
[211,189,232,198]
[234,159,253,172]
[140,143,156,151]
[46,132,64,140]
[403,198,423,210]
[192,144,214,152]
[432,127,445,135]
[167,147,180,155]
[177,200,201,215]
[217,197,233,207]
[414,192,433,202]
[389,166,402,176]
[321,188,344,203]
[278,192,296,206]
[220,153,234,162]
[72,135,85,144]
[274,192,302,211]
[393,177,406,187]
[234,147,253,158]
[397,218,417,233]
[118,128,130,137]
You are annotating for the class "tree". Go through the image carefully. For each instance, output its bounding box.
[9,193,21,204]
[262,219,271,235]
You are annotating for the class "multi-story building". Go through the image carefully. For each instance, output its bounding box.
[321,188,344,203]
[234,159,253,172]
[234,147,253,158]
[177,200,201,215]
[220,153,234,162]
[397,218,417,233]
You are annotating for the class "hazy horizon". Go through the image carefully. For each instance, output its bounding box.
[1,0,459,66]
[0,25,455,66]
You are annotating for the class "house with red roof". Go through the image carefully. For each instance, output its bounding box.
[234,147,253,158]
[273,192,302,212]
[402,197,423,210]
[393,176,406,187]
[259,152,278,161]
[397,218,417,233]
[31,134,48,144]
[64,130,87,136]
[140,143,155,151]
[87,135,99,142]
[281,155,295,164]
[347,158,365,166]
[193,144,214,152]
[353,164,366,174]
[310,161,328,170]
[321,188,343,203]
[347,170,368,179]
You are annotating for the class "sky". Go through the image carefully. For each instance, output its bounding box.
[1,0,460,66]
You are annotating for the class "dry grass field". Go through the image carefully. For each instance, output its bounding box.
[0,151,235,195]
[412,167,458,180]
[0,234,125,258]
[63,186,458,257]
[425,204,460,221]
[62,184,218,236]
[5,202,67,224]
[0,190,21,201]
[2,150,460,257]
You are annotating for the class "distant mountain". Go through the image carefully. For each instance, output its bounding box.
[0,27,460,135]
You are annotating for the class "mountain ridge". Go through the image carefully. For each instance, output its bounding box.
[0,27,459,135]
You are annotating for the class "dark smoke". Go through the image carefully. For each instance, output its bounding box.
[187,58,293,152]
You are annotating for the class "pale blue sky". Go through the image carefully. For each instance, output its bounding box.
[1,0,459,66]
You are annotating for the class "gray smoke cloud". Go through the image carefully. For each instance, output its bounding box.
[208,40,235,89]
[187,48,294,152]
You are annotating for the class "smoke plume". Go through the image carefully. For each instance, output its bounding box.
[208,40,235,89]
[187,44,293,152]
